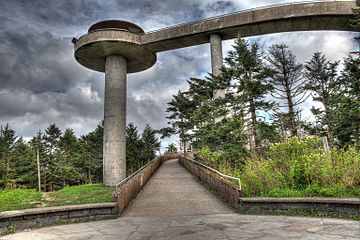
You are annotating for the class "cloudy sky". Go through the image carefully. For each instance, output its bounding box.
[0,0,357,146]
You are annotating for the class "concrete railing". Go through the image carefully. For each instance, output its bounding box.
[114,152,181,214]
[179,156,360,219]
[0,203,118,236]
[179,155,243,209]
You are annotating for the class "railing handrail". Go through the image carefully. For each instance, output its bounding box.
[145,0,353,34]
[180,154,242,191]
[115,157,158,190]
[114,152,180,190]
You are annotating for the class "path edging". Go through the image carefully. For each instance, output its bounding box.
[179,155,242,209]
[0,203,118,236]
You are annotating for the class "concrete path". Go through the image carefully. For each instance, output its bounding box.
[122,159,232,217]
[2,159,359,240]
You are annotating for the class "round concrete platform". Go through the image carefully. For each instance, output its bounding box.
[75,30,156,73]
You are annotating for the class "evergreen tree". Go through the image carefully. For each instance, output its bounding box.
[42,124,62,191]
[162,90,195,152]
[29,130,46,190]
[0,124,19,188]
[304,52,340,145]
[59,128,82,186]
[333,55,360,147]
[267,44,307,137]
[165,143,178,153]
[79,123,103,183]
[223,36,274,151]
[140,124,160,163]
[195,117,247,162]
[11,140,37,188]
[126,123,142,174]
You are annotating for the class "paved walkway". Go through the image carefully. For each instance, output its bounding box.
[2,159,359,240]
[122,159,232,217]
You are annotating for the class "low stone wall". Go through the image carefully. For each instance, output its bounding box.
[0,203,118,235]
[179,156,360,219]
[239,197,360,218]
[115,153,181,214]
[0,153,182,235]
[179,156,242,209]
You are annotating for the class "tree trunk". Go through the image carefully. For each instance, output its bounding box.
[287,92,298,137]
[249,98,258,152]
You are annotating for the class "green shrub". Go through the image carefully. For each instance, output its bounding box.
[261,185,359,198]
[261,188,304,197]
[302,184,360,198]
[195,137,359,197]
[196,146,221,167]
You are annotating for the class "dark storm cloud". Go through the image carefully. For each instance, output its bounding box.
[0,0,356,144]
[0,29,82,92]
[0,0,236,139]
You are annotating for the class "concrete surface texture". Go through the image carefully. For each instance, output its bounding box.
[210,33,225,100]
[2,160,359,240]
[2,214,358,240]
[122,159,232,217]
[210,33,223,77]
[103,55,127,186]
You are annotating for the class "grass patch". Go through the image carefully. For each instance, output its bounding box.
[0,184,114,212]
[0,189,42,212]
[260,185,360,198]
[44,184,114,207]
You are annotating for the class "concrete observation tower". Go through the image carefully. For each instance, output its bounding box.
[74,20,157,186]
[73,1,355,186]
[74,20,224,186]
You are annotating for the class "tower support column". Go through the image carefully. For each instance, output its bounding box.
[103,55,127,186]
[210,34,224,99]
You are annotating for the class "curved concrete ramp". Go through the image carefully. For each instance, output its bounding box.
[142,1,356,52]
[122,159,233,217]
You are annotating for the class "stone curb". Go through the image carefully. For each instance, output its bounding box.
[239,198,360,204]
[0,203,117,219]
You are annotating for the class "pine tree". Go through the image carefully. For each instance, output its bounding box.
[0,124,19,188]
[267,44,307,137]
[333,55,360,147]
[223,36,274,151]
[126,123,142,174]
[11,140,37,188]
[140,124,160,163]
[79,123,103,183]
[304,52,340,146]
[162,90,195,152]
[29,130,46,190]
[42,124,62,191]
[59,128,82,186]
[165,143,178,153]
[188,75,230,125]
